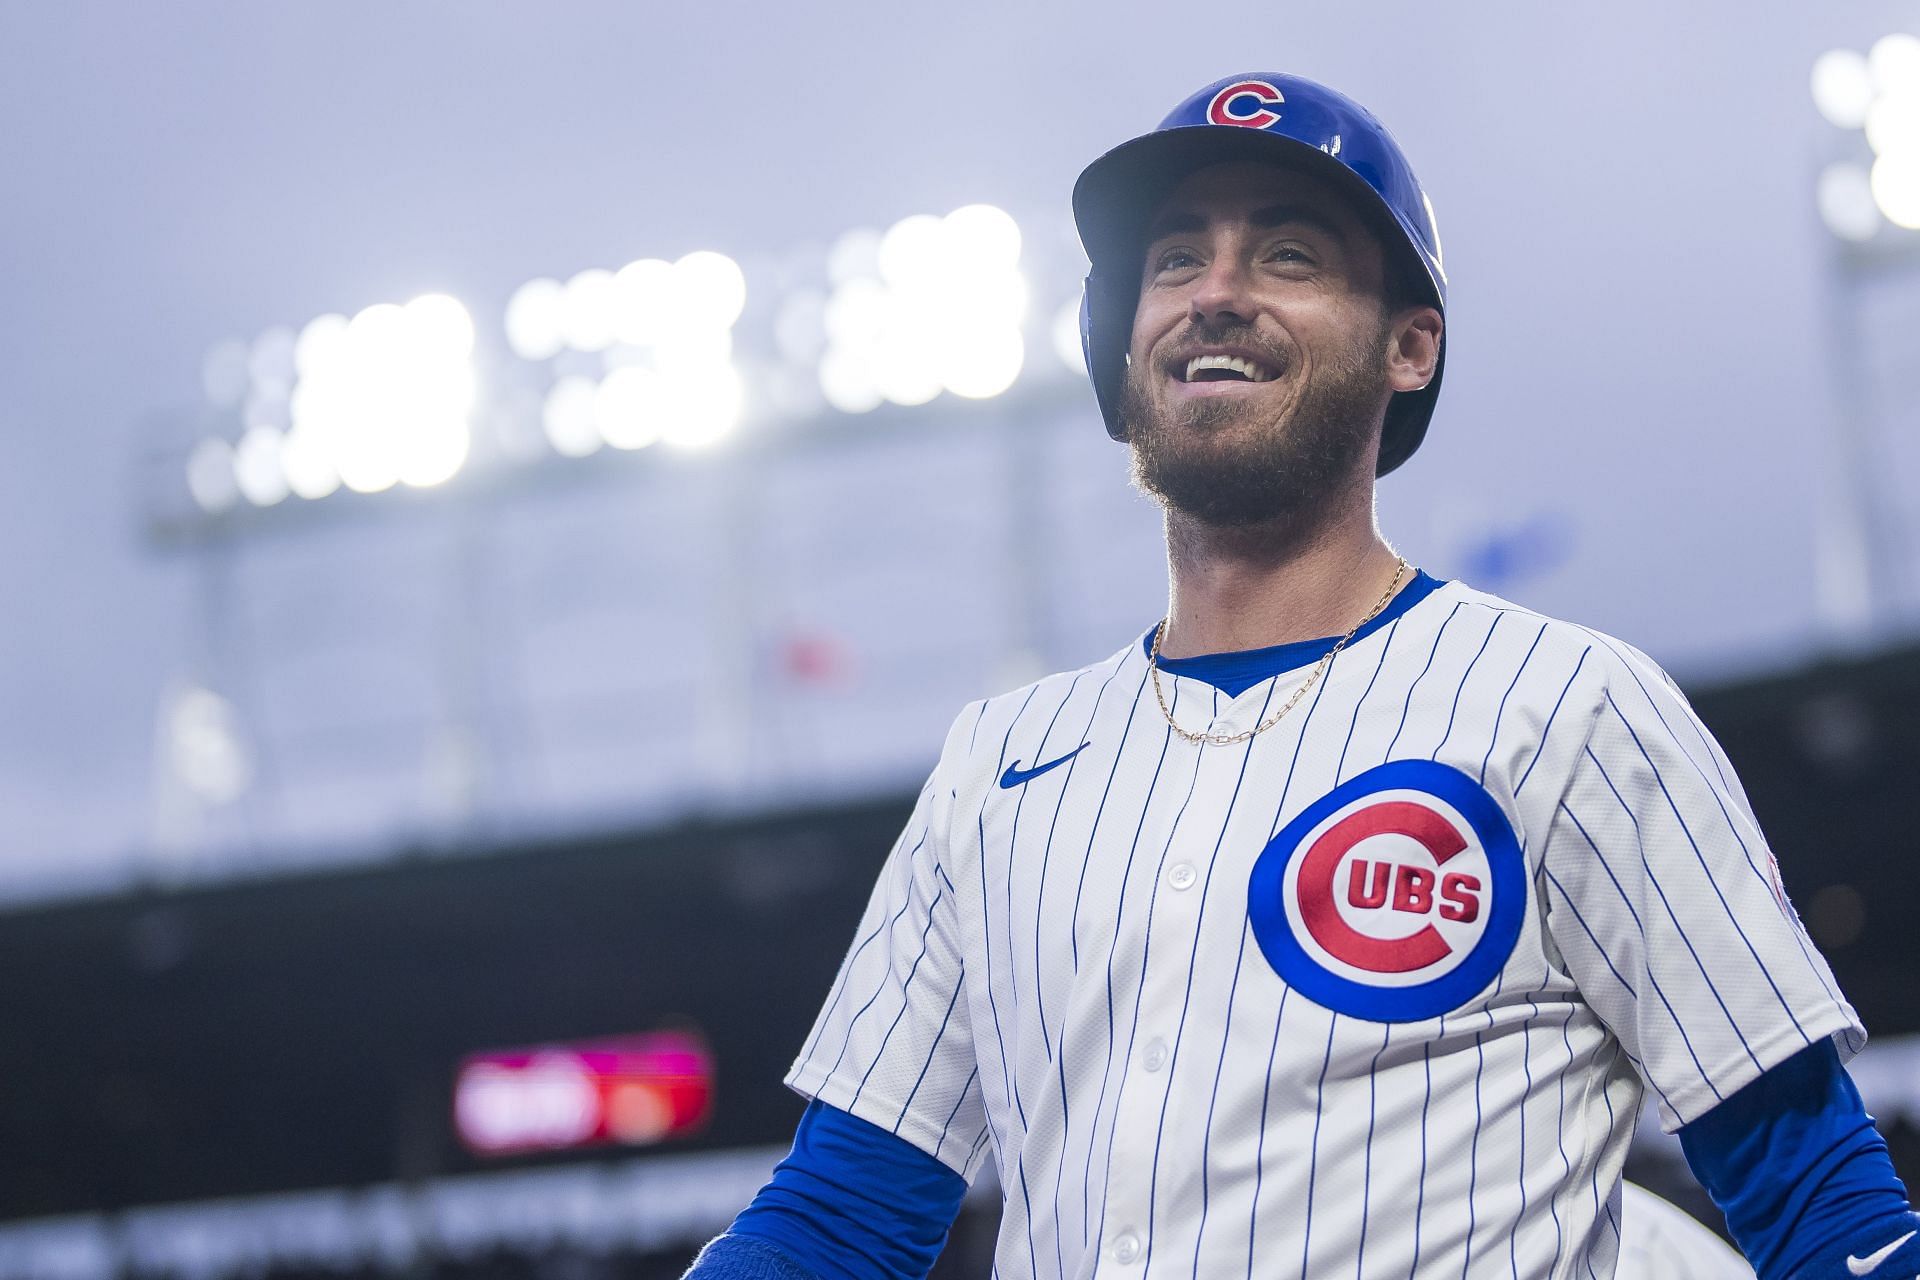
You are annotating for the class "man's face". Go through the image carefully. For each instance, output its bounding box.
[1121,160,1419,529]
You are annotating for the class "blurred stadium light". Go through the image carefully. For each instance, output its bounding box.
[169,203,1071,532]
[189,296,483,513]
[1813,33,1920,238]
[818,205,1028,411]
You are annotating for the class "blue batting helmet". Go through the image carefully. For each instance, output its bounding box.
[1073,73,1448,476]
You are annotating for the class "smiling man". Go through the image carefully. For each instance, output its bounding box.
[1119,161,1436,538]
[681,74,1918,1280]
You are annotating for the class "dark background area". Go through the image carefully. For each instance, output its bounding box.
[0,799,908,1217]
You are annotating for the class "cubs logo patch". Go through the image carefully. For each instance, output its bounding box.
[1248,759,1525,1022]
[1207,79,1285,129]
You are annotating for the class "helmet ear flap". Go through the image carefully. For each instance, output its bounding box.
[1076,283,1097,379]
[1081,270,1139,442]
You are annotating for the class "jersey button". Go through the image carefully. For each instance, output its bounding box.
[1167,862,1197,890]
[1141,1038,1168,1072]
[1111,1231,1142,1264]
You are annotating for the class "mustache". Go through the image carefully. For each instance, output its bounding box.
[1158,319,1290,367]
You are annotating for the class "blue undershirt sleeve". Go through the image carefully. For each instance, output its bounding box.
[684,1098,969,1280]
[1678,1038,1919,1280]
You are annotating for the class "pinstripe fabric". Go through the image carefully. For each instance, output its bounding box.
[785,581,1862,1280]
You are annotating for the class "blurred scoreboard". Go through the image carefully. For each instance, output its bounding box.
[455,1032,714,1156]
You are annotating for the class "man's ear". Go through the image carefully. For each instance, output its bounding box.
[1386,307,1443,392]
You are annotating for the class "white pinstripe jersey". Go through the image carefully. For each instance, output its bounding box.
[786,576,1864,1280]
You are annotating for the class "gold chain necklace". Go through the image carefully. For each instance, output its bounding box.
[1149,556,1410,748]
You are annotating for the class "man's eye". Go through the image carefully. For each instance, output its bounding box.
[1268,246,1309,263]
[1156,249,1200,272]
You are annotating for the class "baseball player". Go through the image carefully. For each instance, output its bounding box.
[682,74,1918,1279]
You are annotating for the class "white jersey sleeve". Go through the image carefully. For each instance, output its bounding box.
[1540,633,1866,1130]
[785,703,990,1178]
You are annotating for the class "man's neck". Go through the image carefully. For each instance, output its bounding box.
[1157,496,1406,660]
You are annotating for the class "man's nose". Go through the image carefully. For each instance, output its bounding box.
[1188,255,1257,326]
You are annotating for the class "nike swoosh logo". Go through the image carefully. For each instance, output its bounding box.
[999,743,1091,789]
[1848,1230,1916,1276]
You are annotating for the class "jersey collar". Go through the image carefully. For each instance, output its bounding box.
[1141,570,1447,698]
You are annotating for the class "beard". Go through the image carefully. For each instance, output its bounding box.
[1121,319,1391,530]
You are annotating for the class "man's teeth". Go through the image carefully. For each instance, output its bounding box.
[1184,354,1276,383]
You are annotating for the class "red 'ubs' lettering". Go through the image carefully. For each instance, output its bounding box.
[1343,861,1485,922]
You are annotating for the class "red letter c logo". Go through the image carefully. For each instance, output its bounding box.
[1208,80,1286,129]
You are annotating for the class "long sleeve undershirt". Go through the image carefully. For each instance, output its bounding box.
[1679,1038,1917,1280]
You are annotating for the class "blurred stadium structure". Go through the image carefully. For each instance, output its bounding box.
[5,9,1920,1279]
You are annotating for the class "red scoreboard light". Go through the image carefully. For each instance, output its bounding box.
[453,1031,713,1157]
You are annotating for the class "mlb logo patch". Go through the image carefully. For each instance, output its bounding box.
[1248,760,1526,1022]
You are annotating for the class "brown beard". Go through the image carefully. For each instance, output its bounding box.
[1121,318,1391,530]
